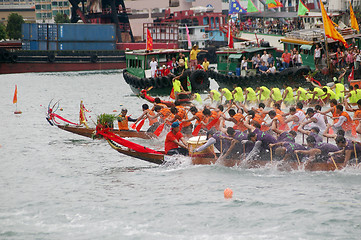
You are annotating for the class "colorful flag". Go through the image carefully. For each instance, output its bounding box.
[266,0,277,4]
[268,0,283,9]
[247,0,259,13]
[13,85,17,104]
[298,0,309,16]
[320,1,349,48]
[187,76,192,91]
[350,1,359,32]
[348,66,354,82]
[229,0,247,14]
[227,20,234,48]
[170,87,175,99]
[185,24,192,49]
[146,28,153,51]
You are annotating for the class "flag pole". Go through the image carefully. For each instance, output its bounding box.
[324,33,331,71]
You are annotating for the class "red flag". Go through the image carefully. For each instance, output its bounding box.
[136,119,145,132]
[154,123,165,136]
[227,23,234,49]
[146,28,153,51]
[192,124,203,136]
[348,67,354,82]
[13,85,17,104]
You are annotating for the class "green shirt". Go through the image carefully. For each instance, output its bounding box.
[173,79,182,93]
[259,86,271,101]
[222,88,233,100]
[271,88,282,101]
[210,90,221,102]
[233,87,244,102]
[284,86,294,102]
[246,87,257,101]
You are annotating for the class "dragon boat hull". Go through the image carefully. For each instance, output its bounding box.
[56,125,155,139]
[107,140,349,171]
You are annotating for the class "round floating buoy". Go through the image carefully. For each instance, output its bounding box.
[60,108,63,111]
[224,188,233,199]
[113,110,117,112]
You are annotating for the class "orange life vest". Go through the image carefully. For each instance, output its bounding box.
[118,115,129,130]
[233,113,247,132]
[340,111,352,131]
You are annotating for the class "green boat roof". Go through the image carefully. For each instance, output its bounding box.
[240,47,276,53]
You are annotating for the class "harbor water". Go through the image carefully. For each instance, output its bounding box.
[1,70,361,239]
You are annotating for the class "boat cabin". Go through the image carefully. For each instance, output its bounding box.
[216,45,277,75]
[125,49,189,78]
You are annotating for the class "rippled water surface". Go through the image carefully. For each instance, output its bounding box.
[1,70,361,240]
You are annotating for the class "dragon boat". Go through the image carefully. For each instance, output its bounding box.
[55,124,155,139]
[97,128,352,171]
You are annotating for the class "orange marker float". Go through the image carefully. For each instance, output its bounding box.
[224,188,233,199]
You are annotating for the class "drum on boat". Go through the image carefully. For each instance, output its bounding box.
[187,136,214,158]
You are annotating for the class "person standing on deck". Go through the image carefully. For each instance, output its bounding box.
[202,57,210,71]
[281,49,291,69]
[117,108,137,131]
[190,45,207,71]
[314,44,322,70]
[149,57,158,78]
[165,121,189,156]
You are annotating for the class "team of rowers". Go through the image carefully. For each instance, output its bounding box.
[117,82,361,167]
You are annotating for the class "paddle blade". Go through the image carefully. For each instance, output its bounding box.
[154,123,165,136]
[130,123,136,129]
[170,87,175,99]
[192,124,202,136]
[136,119,145,132]
[206,117,219,130]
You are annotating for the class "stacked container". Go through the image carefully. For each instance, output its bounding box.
[22,23,116,51]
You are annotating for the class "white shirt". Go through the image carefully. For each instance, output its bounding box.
[268,66,276,73]
[314,48,321,58]
[309,113,326,133]
[294,110,306,123]
[261,54,269,64]
[149,60,158,76]
[333,116,347,129]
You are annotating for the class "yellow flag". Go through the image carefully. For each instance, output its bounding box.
[320,1,349,48]
[350,1,359,32]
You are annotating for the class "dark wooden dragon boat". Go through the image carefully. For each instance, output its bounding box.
[106,138,350,171]
[56,125,155,139]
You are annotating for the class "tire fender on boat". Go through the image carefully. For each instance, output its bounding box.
[190,70,209,91]
[48,54,55,63]
[11,54,18,63]
[90,54,98,63]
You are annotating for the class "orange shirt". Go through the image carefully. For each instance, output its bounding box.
[332,106,339,124]
[233,113,247,132]
[354,109,361,126]
[165,131,183,154]
[146,109,158,126]
[274,114,289,131]
[195,111,205,125]
[340,111,352,131]
[118,115,129,130]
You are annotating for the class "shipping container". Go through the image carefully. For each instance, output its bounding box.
[48,24,58,41]
[58,24,115,42]
[58,42,115,51]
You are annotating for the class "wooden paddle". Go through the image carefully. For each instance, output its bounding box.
[330,155,339,170]
[295,152,301,165]
[354,142,358,165]
[270,146,273,163]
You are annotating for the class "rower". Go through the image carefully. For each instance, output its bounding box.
[284,106,305,131]
[208,89,221,104]
[303,108,327,134]
[224,108,247,132]
[244,87,257,104]
[219,127,249,159]
[182,106,205,131]
[345,99,361,135]
[174,101,193,134]
[256,86,271,105]
[298,123,323,143]
[232,84,245,104]
[133,104,159,132]
[330,81,345,102]
[294,136,339,162]
[334,136,361,166]
[270,87,283,105]
[218,87,233,106]
[282,85,294,106]
[117,108,137,131]
[330,104,353,136]
[268,110,289,132]
[269,142,306,162]
[295,86,310,104]
[165,121,189,156]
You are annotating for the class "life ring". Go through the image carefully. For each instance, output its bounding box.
[203,34,207,38]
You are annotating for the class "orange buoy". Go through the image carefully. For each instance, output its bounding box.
[113,110,117,112]
[224,188,233,199]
